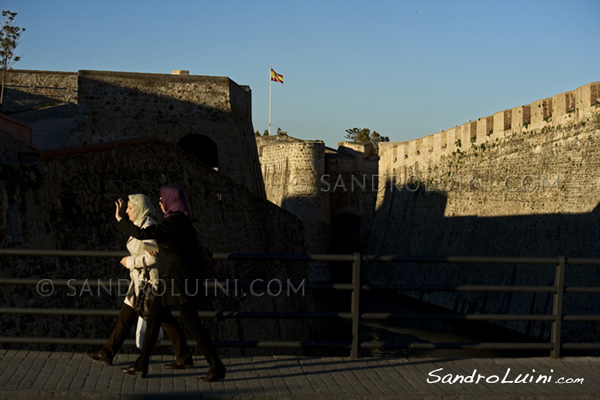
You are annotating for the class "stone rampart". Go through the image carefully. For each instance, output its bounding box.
[72,70,264,198]
[4,69,266,199]
[380,82,600,168]
[2,69,78,114]
[0,137,311,354]
[369,82,600,343]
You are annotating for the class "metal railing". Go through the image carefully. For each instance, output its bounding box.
[1,249,600,358]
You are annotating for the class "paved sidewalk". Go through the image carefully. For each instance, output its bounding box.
[0,349,599,399]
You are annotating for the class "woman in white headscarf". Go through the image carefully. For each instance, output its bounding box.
[87,194,193,369]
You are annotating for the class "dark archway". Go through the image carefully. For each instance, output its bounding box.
[331,212,362,254]
[329,212,362,288]
[177,134,219,169]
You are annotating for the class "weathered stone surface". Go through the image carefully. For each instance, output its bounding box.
[4,69,265,199]
[369,82,600,343]
[0,138,312,354]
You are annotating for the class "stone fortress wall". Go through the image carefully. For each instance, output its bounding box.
[379,82,600,184]
[4,67,600,345]
[0,69,79,114]
[0,137,312,354]
[0,69,310,353]
[3,69,265,199]
[368,81,600,342]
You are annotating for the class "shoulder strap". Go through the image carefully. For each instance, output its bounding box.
[141,258,151,280]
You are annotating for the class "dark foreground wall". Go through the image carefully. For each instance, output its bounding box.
[1,138,312,354]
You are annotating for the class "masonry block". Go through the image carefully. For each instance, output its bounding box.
[445,127,459,153]
[511,105,531,132]
[476,116,493,143]
[531,98,553,127]
[493,110,512,136]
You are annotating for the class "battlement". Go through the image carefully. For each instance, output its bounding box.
[380,82,600,166]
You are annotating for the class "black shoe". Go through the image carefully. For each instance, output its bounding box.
[86,350,113,366]
[200,367,226,382]
[121,365,148,378]
[164,356,194,369]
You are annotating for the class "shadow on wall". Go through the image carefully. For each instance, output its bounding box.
[0,138,313,355]
[4,70,265,198]
[2,84,76,115]
[366,183,600,343]
[0,73,310,353]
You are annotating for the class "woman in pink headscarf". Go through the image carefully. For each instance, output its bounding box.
[115,184,225,382]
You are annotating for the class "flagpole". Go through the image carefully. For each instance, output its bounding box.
[268,67,272,136]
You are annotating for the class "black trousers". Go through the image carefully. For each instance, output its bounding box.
[133,296,224,373]
[103,303,191,362]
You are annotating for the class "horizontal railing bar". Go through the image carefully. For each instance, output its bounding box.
[7,308,599,323]
[361,313,555,321]
[0,250,574,265]
[361,284,558,293]
[212,253,355,262]
[0,337,351,348]
[0,308,121,316]
[0,249,128,257]
[13,308,600,323]
[6,278,596,296]
[212,340,350,349]
[362,255,559,264]
[359,342,554,350]
[0,278,354,291]
[0,308,353,320]
[223,282,354,291]
[0,337,123,345]
[0,278,132,287]
[0,278,568,295]
[202,311,353,320]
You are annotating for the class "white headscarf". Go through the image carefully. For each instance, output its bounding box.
[127,194,156,227]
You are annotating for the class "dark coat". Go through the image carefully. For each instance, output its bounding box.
[116,212,206,306]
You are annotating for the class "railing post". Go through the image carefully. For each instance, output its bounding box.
[551,256,566,358]
[350,252,362,359]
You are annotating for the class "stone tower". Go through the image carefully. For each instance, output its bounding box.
[4,69,266,199]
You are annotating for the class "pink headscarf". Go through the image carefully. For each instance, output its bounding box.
[160,184,191,218]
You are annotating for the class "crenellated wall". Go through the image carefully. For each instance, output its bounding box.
[369,81,600,343]
[380,82,600,170]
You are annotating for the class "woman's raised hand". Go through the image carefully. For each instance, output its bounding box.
[115,198,126,221]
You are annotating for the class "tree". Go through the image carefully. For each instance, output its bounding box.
[345,128,371,143]
[0,10,25,108]
[344,127,389,155]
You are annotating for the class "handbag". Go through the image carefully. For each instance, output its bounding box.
[135,316,164,349]
[133,259,155,320]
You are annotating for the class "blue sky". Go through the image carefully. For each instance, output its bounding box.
[4,0,599,148]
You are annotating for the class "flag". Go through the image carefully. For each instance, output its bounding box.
[270,68,284,83]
